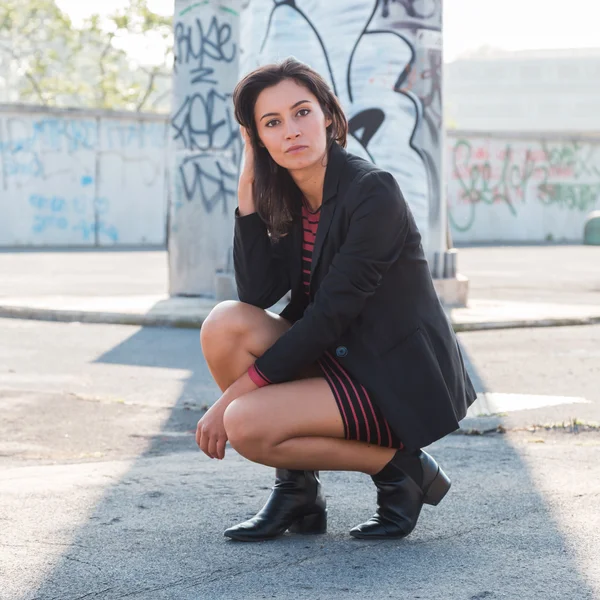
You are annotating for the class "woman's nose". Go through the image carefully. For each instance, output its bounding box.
[285,124,300,139]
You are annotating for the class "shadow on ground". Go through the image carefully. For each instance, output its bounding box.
[23,328,597,600]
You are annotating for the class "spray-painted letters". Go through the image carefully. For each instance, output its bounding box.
[448,135,600,241]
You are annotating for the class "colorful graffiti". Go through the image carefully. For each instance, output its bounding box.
[448,136,600,241]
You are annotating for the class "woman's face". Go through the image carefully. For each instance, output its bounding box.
[253,78,332,172]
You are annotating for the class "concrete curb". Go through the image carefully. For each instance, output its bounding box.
[453,315,600,332]
[0,306,209,328]
[456,416,504,435]
[1,303,599,332]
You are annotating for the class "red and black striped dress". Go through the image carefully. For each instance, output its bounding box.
[248,197,403,449]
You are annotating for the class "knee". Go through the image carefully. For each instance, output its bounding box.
[200,300,253,353]
[223,399,268,461]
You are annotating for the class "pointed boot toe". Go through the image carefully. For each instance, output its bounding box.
[349,516,410,540]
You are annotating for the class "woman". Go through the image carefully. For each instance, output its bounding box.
[197,58,477,542]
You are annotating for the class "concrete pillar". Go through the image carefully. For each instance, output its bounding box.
[238,0,446,273]
[168,0,242,296]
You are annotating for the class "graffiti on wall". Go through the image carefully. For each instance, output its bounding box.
[0,113,168,245]
[171,8,241,215]
[448,136,600,241]
[239,0,443,250]
[28,193,117,242]
[169,1,243,295]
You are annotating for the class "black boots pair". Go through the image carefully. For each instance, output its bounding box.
[223,449,451,542]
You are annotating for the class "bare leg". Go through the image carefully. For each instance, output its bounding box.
[201,301,396,475]
[223,377,396,475]
[200,300,321,392]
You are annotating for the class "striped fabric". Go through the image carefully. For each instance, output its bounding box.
[248,362,271,387]
[317,351,402,448]
[302,201,319,296]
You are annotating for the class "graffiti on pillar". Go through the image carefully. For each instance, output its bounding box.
[178,152,238,211]
[171,9,241,217]
[169,2,242,294]
[447,135,600,241]
[242,0,442,248]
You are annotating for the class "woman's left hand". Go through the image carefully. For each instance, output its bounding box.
[196,399,229,460]
[195,371,259,460]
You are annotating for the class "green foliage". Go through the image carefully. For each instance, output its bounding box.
[0,0,173,112]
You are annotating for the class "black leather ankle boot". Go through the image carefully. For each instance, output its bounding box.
[224,469,327,542]
[349,450,451,540]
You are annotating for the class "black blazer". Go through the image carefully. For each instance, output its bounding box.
[233,143,476,451]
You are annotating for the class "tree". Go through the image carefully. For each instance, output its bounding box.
[0,0,173,112]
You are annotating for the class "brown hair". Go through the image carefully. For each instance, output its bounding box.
[232,57,348,240]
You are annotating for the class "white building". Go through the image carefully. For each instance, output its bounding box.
[445,48,600,133]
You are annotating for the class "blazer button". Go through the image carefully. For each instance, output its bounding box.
[335,346,348,358]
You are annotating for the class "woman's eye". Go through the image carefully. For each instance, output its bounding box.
[265,109,309,127]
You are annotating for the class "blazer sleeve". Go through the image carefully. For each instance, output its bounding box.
[253,170,409,383]
[233,207,291,309]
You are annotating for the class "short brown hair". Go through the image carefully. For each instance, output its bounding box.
[232,57,348,239]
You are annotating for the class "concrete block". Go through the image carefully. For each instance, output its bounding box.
[583,210,600,245]
[214,271,239,301]
[433,273,469,308]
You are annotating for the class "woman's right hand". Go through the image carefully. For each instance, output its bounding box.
[239,126,255,185]
[238,126,256,216]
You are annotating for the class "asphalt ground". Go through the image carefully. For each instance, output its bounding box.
[1,244,598,307]
[1,244,599,598]
[1,318,599,599]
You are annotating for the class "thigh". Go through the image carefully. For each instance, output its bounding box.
[202,301,320,388]
[246,307,293,358]
[224,376,345,446]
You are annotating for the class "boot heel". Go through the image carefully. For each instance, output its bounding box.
[288,510,327,534]
[423,467,451,506]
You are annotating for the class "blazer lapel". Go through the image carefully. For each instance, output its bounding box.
[309,142,347,280]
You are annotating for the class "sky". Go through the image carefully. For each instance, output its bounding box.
[54,0,600,64]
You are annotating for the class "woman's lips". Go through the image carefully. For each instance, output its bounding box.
[286,145,308,153]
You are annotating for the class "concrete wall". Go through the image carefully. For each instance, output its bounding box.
[0,105,169,246]
[447,132,600,243]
